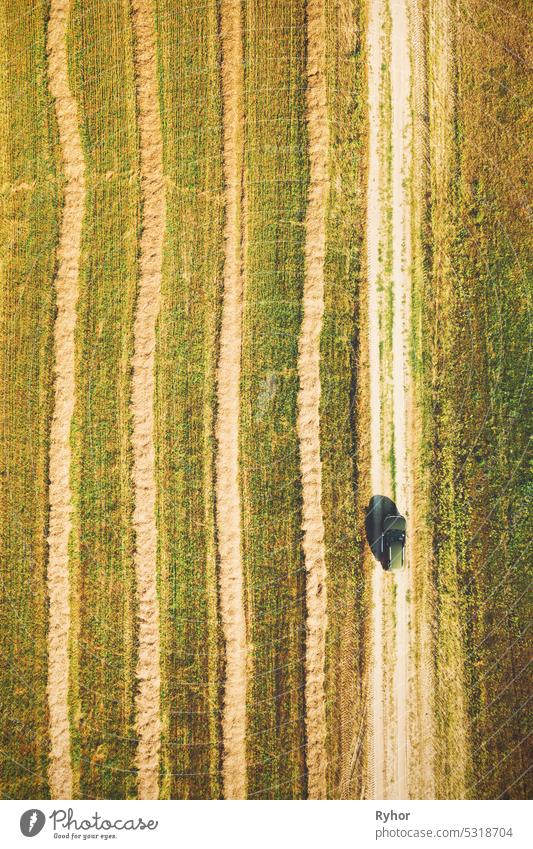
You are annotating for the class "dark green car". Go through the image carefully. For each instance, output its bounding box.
[380,514,406,571]
[365,495,407,571]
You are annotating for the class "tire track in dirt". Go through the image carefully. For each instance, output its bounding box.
[366,0,385,801]
[299,0,329,800]
[46,0,85,800]
[217,0,247,800]
[130,0,164,800]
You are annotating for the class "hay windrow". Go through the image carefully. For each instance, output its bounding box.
[46,0,85,801]
[217,0,247,801]
[130,0,165,801]
[299,0,330,800]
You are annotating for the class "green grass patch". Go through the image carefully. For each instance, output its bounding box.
[68,0,139,799]
[0,0,60,800]
[322,0,368,800]
[241,0,308,800]
[154,0,224,800]
[418,0,532,799]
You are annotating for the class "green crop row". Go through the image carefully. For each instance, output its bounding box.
[452,0,531,800]
[154,0,224,800]
[322,0,368,799]
[418,0,531,799]
[0,0,60,800]
[68,0,139,799]
[241,0,308,800]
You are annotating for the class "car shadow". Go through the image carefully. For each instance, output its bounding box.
[365,494,399,563]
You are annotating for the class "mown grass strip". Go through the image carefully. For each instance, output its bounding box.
[419,0,531,799]
[322,0,368,800]
[68,0,139,799]
[154,0,224,800]
[426,0,469,799]
[242,0,308,800]
[448,0,531,799]
[406,0,436,802]
[0,0,60,800]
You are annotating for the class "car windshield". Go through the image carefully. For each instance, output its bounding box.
[387,531,405,543]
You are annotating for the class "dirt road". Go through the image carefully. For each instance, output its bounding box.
[367,0,413,800]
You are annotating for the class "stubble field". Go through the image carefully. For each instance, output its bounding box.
[0,0,529,800]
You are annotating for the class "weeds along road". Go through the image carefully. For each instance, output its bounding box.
[367,0,414,800]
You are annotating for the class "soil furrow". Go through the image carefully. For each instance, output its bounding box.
[390,0,412,800]
[299,0,329,800]
[217,0,247,801]
[46,0,85,801]
[130,0,165,800]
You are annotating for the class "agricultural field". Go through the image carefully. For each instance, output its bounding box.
[0,0,530,802]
